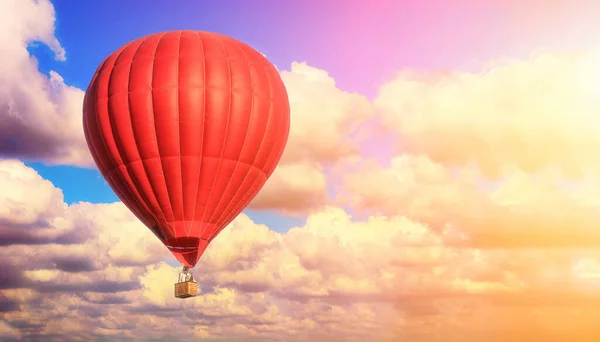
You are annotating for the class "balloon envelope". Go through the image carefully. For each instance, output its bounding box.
[83,30,290,267]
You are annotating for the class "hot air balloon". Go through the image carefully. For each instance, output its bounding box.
[82,30,290,298]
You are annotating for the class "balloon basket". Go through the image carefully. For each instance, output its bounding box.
[174,281,198,299]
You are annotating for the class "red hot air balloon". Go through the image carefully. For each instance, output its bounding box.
[82,31,290,292]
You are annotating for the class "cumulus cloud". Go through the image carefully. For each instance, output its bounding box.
[0,0,90,166]
[0,159,65,226]
[340,51,600,251]
[2,160,600,341]
[375,52,600,179]
[342,154,600,249]
[250,62,374,213]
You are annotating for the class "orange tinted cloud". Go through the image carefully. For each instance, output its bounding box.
[376,52,600,178]
[2,161,600,341]
[342,51,600,251]
[342,154,600,249]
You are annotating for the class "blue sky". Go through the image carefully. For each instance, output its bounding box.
[37,0,400,95]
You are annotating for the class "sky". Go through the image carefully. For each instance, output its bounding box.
[2,0,600,341]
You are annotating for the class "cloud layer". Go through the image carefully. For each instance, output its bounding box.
[2,157,600,341]
[0,0,89,166]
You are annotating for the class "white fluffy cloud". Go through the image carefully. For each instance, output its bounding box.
[0,0,89,166]
[375,52,600,179]
[249,62,374,213]
[338,50,600,252]
[0,159,65,225]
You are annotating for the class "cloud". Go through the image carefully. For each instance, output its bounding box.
[3,160,600,341]
[342,154,600,249]
[248,161,327,212]
[375,52,600,179]
[0,319,22,340]
[0,0,90,166]
[249,62,374,213]
[0,159,65,226]
[337,51,600,252]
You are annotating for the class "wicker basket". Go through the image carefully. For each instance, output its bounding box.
[174,281,198,298]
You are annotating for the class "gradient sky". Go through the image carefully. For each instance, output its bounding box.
[30,0,600,225]
[27,0,507,228]
[3,0,600,341]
